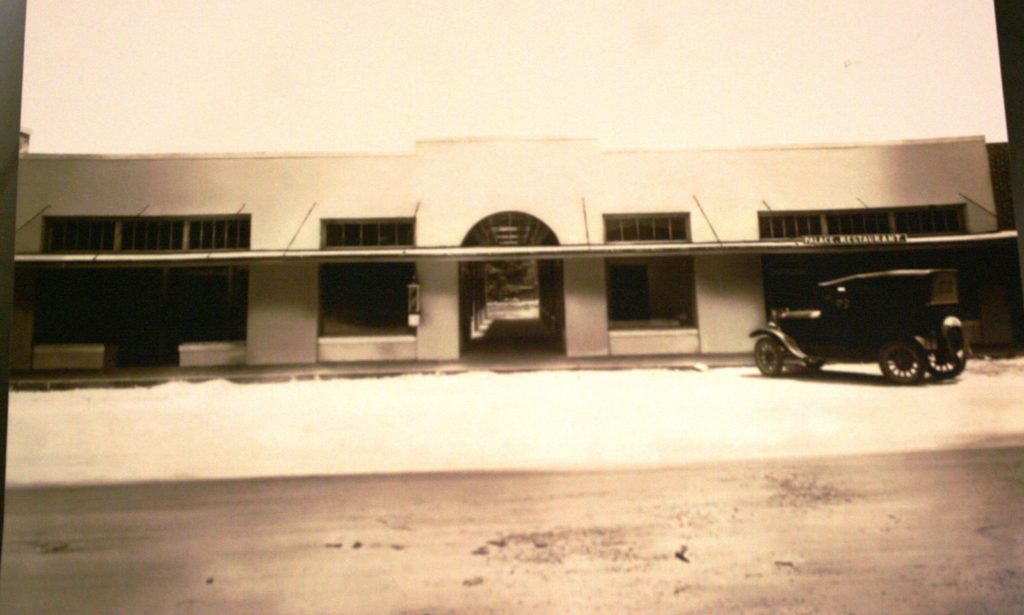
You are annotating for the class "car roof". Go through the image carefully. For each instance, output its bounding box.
[817,269,957,287]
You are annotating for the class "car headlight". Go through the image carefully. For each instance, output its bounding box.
[942,316,962,330]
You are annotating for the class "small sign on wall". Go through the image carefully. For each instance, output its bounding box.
[408,278,421,328]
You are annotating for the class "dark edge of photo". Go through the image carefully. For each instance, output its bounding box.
[1,0,28,564]
[995,0,1024,304]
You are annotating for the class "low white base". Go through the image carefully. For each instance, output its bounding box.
[179,341,247,367]
[318,335,417,362]
[33,344,116,370]
[609,328,701,356]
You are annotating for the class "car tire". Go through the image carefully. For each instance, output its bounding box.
[878,341,926,385]
[926,351,967,380]
[754,336,786,377]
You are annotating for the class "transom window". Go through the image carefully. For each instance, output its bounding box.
[45,218,116,251]
[824,211,891,236]
[604,214,690,243]
[187,218,251,250]
[758,205,964,239]
[322,219,415,248]
[45,216,251,252]
[121,219,185,250]
[892,207,963,235]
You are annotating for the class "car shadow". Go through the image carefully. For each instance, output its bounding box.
[742,367,958,387]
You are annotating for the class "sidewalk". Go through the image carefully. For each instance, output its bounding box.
[7,358,1024,485]
[10,352,753,391]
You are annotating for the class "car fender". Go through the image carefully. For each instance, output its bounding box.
[749,326,808,360]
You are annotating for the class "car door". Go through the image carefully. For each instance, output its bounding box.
[810,286,853,356]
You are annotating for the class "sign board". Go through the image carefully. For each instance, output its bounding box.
[798,233,909,245]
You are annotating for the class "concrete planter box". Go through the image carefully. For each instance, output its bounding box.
[33,344,117,370]
[608,328,700,356]
[179,341,247,367]
[318,335,417,363]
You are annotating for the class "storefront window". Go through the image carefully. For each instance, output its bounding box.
[606,256,696,329]
[32,266,247,367]
[320,263,417,336]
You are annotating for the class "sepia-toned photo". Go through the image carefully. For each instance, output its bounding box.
[2,1,1022,612]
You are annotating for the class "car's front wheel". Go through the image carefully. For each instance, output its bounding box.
[754,336,787,377]
[927,350,967,380]
[878,341,926,385]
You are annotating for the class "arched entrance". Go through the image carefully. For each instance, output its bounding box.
[459,211,565,357]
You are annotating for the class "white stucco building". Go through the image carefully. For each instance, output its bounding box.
[9,135,1021,371]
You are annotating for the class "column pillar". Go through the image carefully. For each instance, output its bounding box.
[417,260,460,361]
[246,262,319,365]
[694,254,765,353]
[563,257,609,357]
[10,266,33,370]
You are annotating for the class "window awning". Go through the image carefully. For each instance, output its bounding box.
[14,230,1019,265]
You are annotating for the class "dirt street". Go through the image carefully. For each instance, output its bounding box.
[3,445,1023,614]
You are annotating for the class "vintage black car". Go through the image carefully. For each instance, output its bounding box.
[750,269,967,384]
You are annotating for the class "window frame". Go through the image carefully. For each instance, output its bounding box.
[603,213,691,244]
[757,204,965,240]
[321,218,416,249]
[605,256,697,330]
[319,262,418,337]
[43,215,252,253]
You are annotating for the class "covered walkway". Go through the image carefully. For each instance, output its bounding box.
[462,316,564,358]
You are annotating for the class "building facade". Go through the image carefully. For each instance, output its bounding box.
[10,136,1022,371]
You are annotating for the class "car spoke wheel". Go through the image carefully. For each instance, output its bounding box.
[927,351,966,380]
[754,337,786,377]
[878,341,926,385]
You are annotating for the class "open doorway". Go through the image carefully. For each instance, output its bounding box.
[459,212,565,357]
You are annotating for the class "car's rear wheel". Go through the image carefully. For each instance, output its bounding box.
[927,351,967,380]
[878,341,926,385]
[754,336,786,377]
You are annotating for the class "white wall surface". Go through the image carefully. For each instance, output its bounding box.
[15,136,997,253]
[179,342,246,367]
[694,254,766,353]
[411,138,599,246]
[609,328,700,356]
[592,138,997,242]
[15,155,416,253]
[32,344,114,370]
[318,336,417,363]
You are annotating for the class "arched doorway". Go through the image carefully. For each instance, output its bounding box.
[459,211,565,357]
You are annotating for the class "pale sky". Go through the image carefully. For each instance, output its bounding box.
[19,0,1008,154]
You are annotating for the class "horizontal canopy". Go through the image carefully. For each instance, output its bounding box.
[817,269,956,287]
[14,230,1018,266]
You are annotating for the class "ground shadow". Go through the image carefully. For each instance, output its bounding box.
[742,366,960,387]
